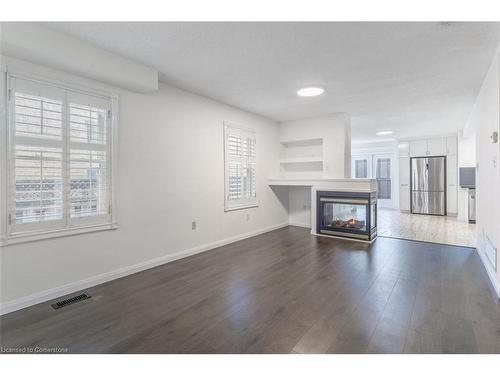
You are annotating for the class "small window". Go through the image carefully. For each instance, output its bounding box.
[3,74,116,244]
[355,159,368,178]
[224,123,257,211]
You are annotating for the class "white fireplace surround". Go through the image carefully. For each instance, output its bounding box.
[268,178,377,234]
[310,179,378,235]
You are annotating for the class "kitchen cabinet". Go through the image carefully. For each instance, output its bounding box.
[398,142,410,157]
[447,187,458,215]
[410,137,448,157]
[399,157,410,211]
[409,139,428,157]
[446,136,457,155]
[427,137,447,155]
[446,154,458,214]
[447,155,458,186]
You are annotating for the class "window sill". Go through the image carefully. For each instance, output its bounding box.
[224,203,259,212]
[0,222,119,247]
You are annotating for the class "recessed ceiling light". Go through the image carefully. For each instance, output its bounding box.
[297,87,324,97]
[376,130,393,136]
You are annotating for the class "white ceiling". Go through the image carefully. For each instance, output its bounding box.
[45,22,500,142]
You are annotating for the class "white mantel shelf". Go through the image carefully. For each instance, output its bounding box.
[268,178,376,189]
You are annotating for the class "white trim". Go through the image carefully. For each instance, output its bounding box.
[288,221,311,229]
[6,68,118,101]
[0,221,119,246]
[477,245,500,300]
[224,203,259,212]
[397,133,460,143]
[351,146,397,155]
[0,71,9,245]
[0,222,289,315]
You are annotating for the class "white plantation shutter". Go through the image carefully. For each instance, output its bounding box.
[68,92,110,222]
[6,75,114,237]
[224,124,257,211]
[69,149,108,218]
[9,79,66,231]
[14,145,64,225]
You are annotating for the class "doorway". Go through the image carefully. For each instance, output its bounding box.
[352,153,394,209]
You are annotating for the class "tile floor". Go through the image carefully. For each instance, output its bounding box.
[377,208,476,248]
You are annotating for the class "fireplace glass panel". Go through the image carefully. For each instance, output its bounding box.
[323,202,367,231]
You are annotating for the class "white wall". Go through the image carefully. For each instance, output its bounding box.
[464,50,500,296]
[0,56,289,311]
[278,114,351,227]
[288,187,312,228]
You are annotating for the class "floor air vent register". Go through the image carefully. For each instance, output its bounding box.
[51,293,91,310]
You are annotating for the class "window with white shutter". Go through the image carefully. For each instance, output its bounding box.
[2,74,117,244]
[224,123,257,211]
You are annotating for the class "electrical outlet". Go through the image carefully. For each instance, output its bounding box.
[191,221,196,230]
[491,131,498,143]
[246,213,250,221]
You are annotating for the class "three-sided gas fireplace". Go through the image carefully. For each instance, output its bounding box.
[316,190,377,241]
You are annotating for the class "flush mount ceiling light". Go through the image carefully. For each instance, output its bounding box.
[297,87,324,97]
[376,130,393,136]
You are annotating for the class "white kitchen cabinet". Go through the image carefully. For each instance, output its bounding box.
[447,187,458,214]
[447,155,458,186]
[409,136,454,157]
[446,136,457,155]
[399,157,410,211]
[398,142,410,157]
[446,154,458,214]
[399,186,411,211]
[409,140,428,157]
[427,137,447,156]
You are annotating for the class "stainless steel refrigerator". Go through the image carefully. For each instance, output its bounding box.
[411,156,446,215]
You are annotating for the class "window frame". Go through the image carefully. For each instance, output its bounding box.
[223,122,258,212]
[374,156,392,200]
[1,70,119,246]
[354,159,368,179]
[352,155,372,179]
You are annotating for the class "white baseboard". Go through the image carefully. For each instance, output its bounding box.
[288,221,311,229]
[0,222,289,315]
[477,245,500,300]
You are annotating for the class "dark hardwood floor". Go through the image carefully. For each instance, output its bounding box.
[1,226,499,353]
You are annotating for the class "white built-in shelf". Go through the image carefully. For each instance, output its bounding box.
[279,137,324,178]
[268,178,326,186]
[279,157,323,164]
[280,137,323,147]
